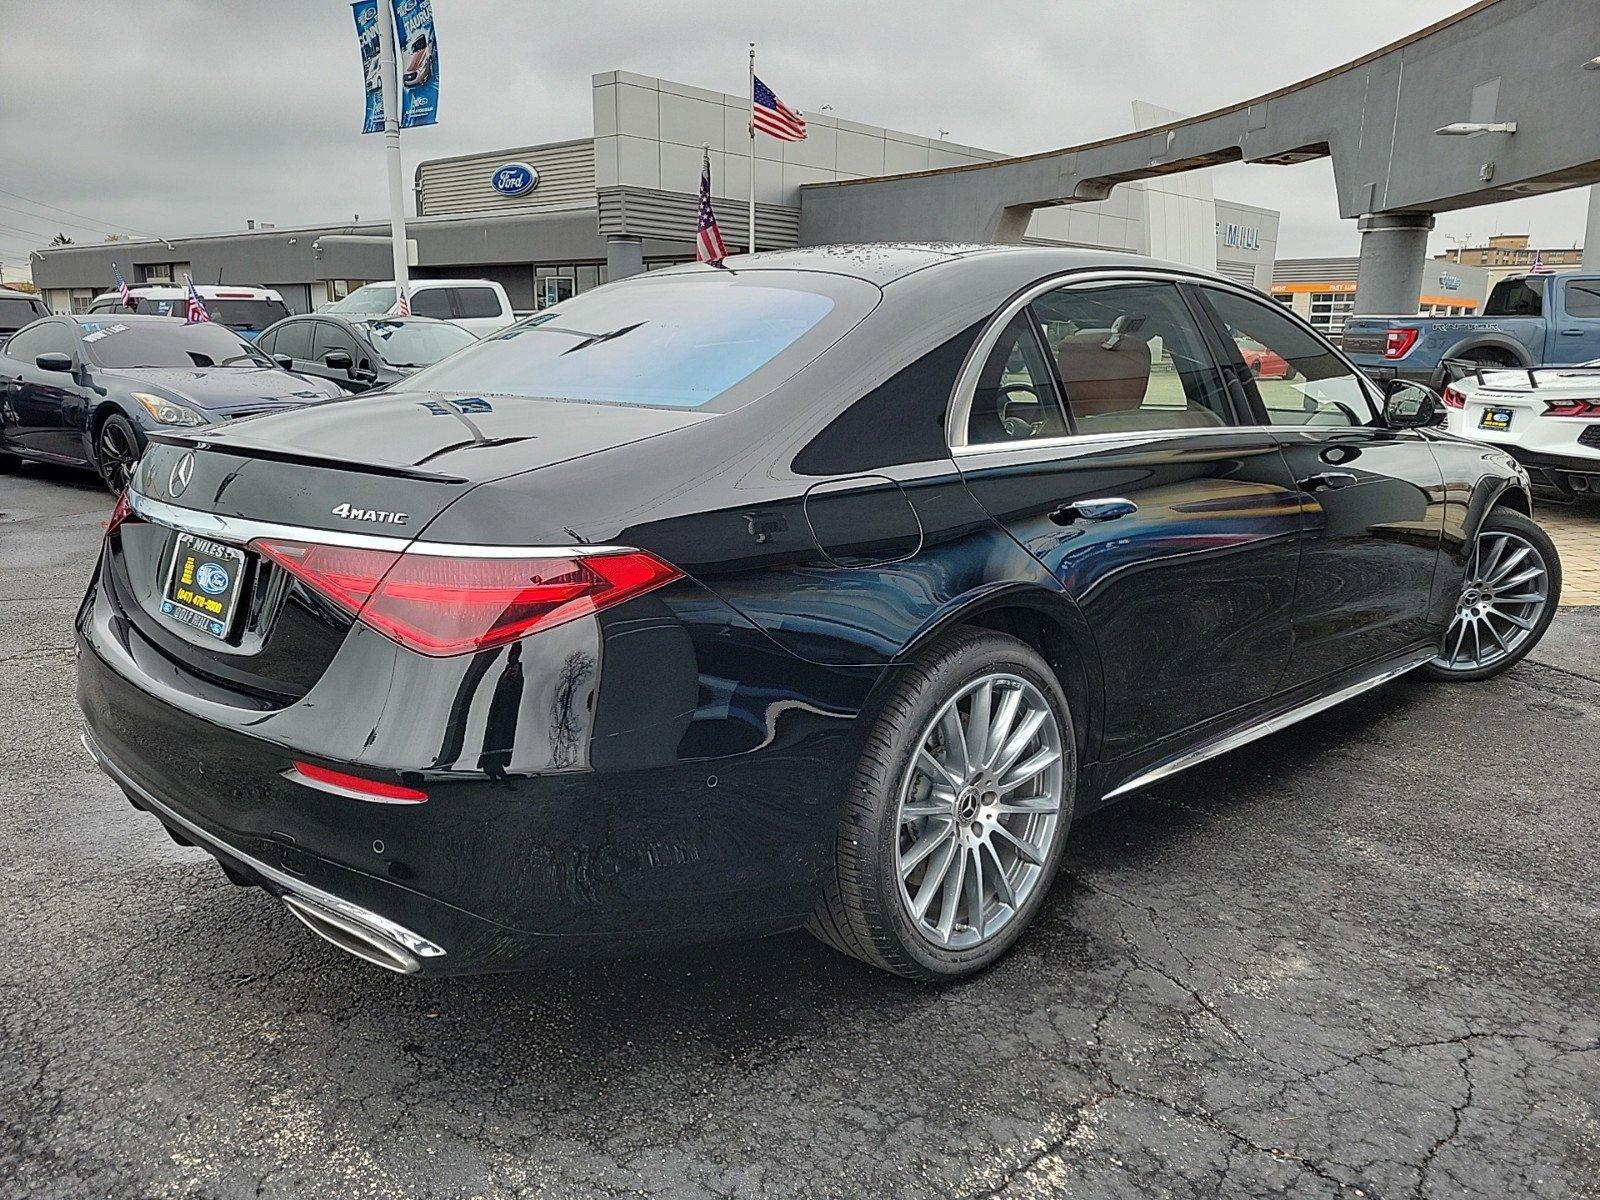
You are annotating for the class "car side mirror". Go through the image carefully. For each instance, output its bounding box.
[323,350,353,372]
[1383,380,1439,429]
[36,352,74,373]
[273,354,294,370]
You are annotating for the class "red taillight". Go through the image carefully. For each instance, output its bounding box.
[289,760,428,803]
[104,490,137,535]
[253,539,682,656]
[1384,328,1419,359]
[1441,385,1466,410]
[1544,398,1600,418]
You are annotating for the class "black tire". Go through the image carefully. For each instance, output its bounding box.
[95,412,142,495]
[1419,507,1561,682]
[808,628,1076,981]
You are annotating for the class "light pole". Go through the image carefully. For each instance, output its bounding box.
[375,3,410,303]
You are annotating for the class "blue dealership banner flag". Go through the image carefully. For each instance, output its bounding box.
[389,0,439,129]
[352,0,384,133]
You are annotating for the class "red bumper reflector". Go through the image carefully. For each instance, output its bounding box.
[289,760,428,803]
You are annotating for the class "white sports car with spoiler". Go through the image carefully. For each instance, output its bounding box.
[1441,360,1600,499]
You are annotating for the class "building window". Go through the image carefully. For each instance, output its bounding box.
[532,262,607,308]
[1272,293,1293,307]
[1308,291,1354,336]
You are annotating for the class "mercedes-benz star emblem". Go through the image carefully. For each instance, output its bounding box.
[169,452,196,498]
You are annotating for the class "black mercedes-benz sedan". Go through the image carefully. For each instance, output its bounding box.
[0,315,344,491]
[77,245,1561,981]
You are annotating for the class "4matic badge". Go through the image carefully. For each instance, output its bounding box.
[331,502,408,525]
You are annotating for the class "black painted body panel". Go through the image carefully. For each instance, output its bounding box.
[74,246,1535,974]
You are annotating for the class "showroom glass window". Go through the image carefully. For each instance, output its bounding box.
[1031,281,1232,434]
[1196,287,1376,428]
[963,311,1069,444]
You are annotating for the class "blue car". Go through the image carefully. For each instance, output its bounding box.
[0,314,344,491]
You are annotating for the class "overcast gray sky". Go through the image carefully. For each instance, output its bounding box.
[0,0,1589,282]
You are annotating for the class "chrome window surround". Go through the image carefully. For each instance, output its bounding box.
[944,267,1388,457]
[127,490,627,559]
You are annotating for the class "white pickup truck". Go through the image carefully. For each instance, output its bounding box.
[323,279,515,337]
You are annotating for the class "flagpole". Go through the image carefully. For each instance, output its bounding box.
[376,1,411,309]
[747,42,757,256]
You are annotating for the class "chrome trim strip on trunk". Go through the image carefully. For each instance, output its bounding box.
[81,729,447,961]
[126,490,626,559]
[1101,650,1434,801]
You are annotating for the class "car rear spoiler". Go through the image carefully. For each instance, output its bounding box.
[147,431,468,483]
[1440,359,1600,389]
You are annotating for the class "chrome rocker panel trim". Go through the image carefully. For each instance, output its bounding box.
[81,728,446,970]
[1102,649,1434,801]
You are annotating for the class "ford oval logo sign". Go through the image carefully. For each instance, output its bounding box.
[491,163,538,197]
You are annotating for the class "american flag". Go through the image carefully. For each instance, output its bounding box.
[397,286,411,316]
[752,75,806,142]
[695,149,728,264]
[184,276,210,324]
[1531,250,1553,275]
[112,263,132,308]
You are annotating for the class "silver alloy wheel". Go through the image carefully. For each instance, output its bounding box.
[894,672,1064,950]
[1431,527,1551,672]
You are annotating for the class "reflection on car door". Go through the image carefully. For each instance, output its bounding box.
[954,278,1304,768]
[1192,285,1445,689]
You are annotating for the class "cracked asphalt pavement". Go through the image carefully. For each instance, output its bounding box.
[2,464,1597,1199]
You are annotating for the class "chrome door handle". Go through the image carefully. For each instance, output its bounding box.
[1298,471,1357,492]
[1050,497,1139,525]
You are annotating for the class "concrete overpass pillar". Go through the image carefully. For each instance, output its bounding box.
[1582,185,1600,272]
[1353,213,1436,316]
[606,237,645,282]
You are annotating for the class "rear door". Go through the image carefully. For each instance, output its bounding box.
[953,276,1304,765]
[1556,278,1600,364]
[1191,284,1444,689]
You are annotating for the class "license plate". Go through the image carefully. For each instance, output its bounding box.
[161,533,247,640]
[1479,407,1513,431]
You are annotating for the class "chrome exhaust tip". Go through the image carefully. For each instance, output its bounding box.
[283,893,423,975]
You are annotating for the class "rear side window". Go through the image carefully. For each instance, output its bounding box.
[451,287,501,318]
[410,289,452,319]
[1032,281,1232,434]
[0,297,46,329]
[1565,279,1600,319]
[1484,278,1544,317]
[403,274,866,410]
[964,311,1068,445]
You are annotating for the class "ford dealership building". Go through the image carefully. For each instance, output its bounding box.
[32,73,1278,315]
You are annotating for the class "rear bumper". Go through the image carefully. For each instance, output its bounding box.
[1501,444,1600,496]
[83,728,445,974]
[76,542,870,975]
